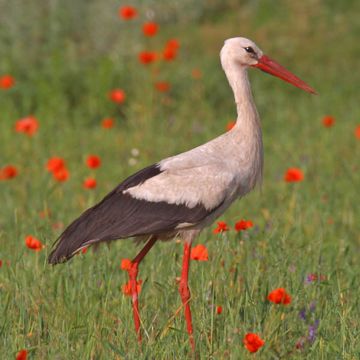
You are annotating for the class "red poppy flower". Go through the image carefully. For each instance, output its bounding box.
[0,74,15,89]
[0,165,18,180]
[0,259,2,268]
[155,81,170,92]
[226,121,236,131]
[234,219,254,232]
[162,39,180,61]
[25,235,43,251]
[213,221,229,234]
[118,6,137,20]
[284,168,304,182]
[191,68,202,79]
[216,305,223,315]
[163,47,177,61]
[46,157,66,173]
[16,349,28,360]
[101,118,115,129]
[190,244,208,261]
[120,258,132,271]
[39,209,51,219]
[53,167,70,182]
[322,115,335,127]
[83,177,97,189]
[52,222,64,230]
[47,158,69,182]
[122,279,142,296]
[306,273,327,283]
[267,287,291,305]
[86,155,101,169]
[307,273,317,282]
[166,39,180,50]
[243,333,265,353]
[15,116,39,136]
[142,22,159,36]
[81,247,88,254]
[109,89,126,104]
[139,51,157,64]
[355,125,360,139]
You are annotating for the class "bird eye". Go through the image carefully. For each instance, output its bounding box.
[244,46,255,54]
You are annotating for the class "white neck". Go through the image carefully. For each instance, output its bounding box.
[221,59,264,188]
[223,61,260,129]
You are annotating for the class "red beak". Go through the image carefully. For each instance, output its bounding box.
[253,55,317,95]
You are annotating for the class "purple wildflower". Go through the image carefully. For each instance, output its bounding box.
[305,273,317,284]
[308,320,319,343]
[309,301,316,313]
[299,308,306,321]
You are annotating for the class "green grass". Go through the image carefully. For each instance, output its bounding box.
[1,0,360,358]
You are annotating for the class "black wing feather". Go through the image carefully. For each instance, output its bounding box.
[48,164,214,264]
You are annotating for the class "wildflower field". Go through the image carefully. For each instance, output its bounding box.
[1,1,360,358]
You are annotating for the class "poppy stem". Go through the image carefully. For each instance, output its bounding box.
[128,236,157,343]
[179,241,195,352]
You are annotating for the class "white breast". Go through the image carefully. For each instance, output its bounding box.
[124,127,263,214]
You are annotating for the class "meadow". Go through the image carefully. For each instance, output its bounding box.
[1,0,360,358]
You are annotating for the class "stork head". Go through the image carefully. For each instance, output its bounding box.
[220,37,316,94]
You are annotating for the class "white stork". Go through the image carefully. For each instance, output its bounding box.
[48,37,316,351]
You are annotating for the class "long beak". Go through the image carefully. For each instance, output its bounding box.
[252,55,317,94]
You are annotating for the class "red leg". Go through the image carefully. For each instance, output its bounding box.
[127,236,157,343]
[178,241,195,352]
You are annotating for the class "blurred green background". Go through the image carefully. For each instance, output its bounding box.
[0,0,359,359]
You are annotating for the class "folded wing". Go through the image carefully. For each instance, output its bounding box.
[48,163,232,264]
